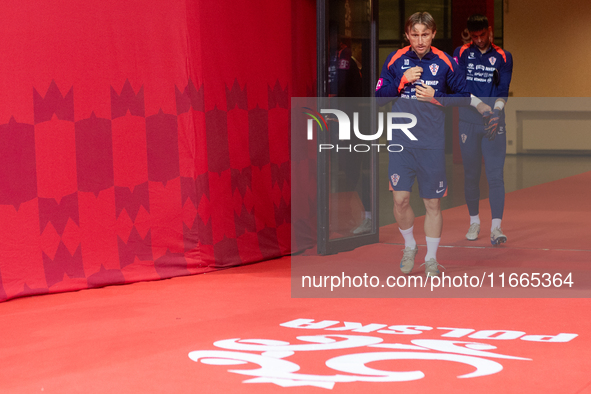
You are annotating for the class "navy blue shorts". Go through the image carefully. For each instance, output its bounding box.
[388,148,447,199]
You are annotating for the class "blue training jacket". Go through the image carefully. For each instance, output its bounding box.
[453,43,513,125]
[376,46,470,150]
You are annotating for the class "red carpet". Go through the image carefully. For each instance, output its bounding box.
[1,172,590,393]
[380,170,591,251]
[1,258,590,393]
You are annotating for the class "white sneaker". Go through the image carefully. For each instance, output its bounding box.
[400,246,418,274]
[490,227,507,245]
[352,218,371,235]
[420,258,445,277]
[466,223,480,241]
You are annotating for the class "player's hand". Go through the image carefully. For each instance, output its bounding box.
[403,66,423,83]
[415,84,435,101]
[476,102,492,115]
[484,109,501,140]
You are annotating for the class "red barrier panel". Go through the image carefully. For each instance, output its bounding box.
[0,0,316,302]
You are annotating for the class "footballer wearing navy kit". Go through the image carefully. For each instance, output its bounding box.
[453,14,513,245]
[376,12,489,277]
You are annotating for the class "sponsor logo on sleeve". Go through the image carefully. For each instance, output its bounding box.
[376,78,383,91]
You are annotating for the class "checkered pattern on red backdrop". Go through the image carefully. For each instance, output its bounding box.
[0,0,316,302]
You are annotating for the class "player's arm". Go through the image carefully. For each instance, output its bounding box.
[441,56,471,100]
[375,54,402,103]
[470,95,492,115]
[375,53,423,103]
[451,49,492,114]
[493,51,513,110]
[484,52,513,140]
[452,47,466,77]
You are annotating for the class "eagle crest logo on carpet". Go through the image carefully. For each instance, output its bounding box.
[188,318,577,389]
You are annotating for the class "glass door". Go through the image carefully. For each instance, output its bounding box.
[316,0,379,254]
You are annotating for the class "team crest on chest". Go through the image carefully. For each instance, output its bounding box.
[461,133,467,143]
[489,57,497,66]
[429,64,439,76]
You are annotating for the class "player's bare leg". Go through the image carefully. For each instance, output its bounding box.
[393,191,414,230]
[422,198,444,276]
[423,198,442,238]
[393,190,418,274]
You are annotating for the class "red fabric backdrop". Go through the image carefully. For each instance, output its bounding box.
[0,0,316,302]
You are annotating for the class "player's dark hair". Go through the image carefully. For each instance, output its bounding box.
[405,12,436,34]
[467,14,489,32]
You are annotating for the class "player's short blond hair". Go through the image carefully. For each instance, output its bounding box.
[405,12,436,33]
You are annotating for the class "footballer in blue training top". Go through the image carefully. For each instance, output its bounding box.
[376,40,469,150]
[452,14,514,246]
[375,12,488,277]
